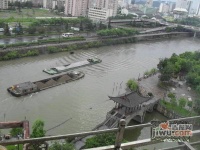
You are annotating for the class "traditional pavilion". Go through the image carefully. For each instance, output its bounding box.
[108,91,153,114]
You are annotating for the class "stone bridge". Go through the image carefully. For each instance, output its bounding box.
[96,93,159,130]
[74,74,166,149]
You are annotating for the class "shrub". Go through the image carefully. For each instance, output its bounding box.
[179,98,187,108]
[47,46,61,53]
[187,101,193,108]
[49,142,74,150]
[25,50,39,56]
[2,51,19,60]
[10,128,23,137]
[170,98,177,107]
[85,133,116,148]
[127,79,138,91]
[167,92,176,99]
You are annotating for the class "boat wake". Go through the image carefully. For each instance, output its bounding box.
[0,97,12,103]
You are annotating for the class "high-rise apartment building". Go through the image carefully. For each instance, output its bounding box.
[32,0,43,7]
[64,0,89,16]
[176,0,187,9]
[159,2,169,13]
[0,0,8,9]
[176,0,192,13]
[43,0,53,9]
[197,3,200,16]
[95,0,118,16]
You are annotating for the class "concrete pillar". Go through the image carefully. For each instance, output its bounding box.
[114,119,126,150]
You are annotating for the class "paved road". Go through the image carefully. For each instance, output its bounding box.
[0,32,97,45]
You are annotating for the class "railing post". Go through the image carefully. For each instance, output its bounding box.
[114,119,126,150]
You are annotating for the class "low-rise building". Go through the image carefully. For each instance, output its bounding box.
[173,8,188,19]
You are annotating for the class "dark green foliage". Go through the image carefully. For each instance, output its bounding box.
[158,51,200,88]
[170,98,177,107]
[179,98,187,108]
[47,46,62,53]
[10,128,23,137]
[22,50,39,56]
[2,51,19,60]
[30,120,46,138]
[194,99,200,114]
[127,79,138,91]
[97,28,138,37]
[167,92,175,99]
[79,21,83,31]
[160,100,197,117]
[85,133,116,148]
[0,21,5,28]
[165,25,186,32]
[14,23,23,35]
[37,26,45,34]
[49,142,74,150]
[187,101,193,108]
[110,14,137,19]
[4,24,11,36]
[27,26,36,34]
[176,17,200,27]
[0,50,39,60]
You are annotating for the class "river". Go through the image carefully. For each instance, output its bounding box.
[0,37,199,147]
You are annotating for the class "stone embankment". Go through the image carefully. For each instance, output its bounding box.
[0,32,192,60]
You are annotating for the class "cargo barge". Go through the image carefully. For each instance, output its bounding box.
[43,58,102,75]
[7,71,84,97]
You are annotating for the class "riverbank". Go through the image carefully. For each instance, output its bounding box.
[0,32,192,61]
[139,72,200,125]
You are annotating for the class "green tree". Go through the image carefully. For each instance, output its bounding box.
[194,99,200,114]
[10,128,23,137]
[85,133,116,148]
[179,98,187,108]
[0,21,5,28]
[187,101,193,108]
[49,142,74,150]
[37,27,45,34]
[31,119,46,138]
[170,98,177,107]
[27,26,36,34]
[80,21,83,31]
[18,23,23,35]
[4,24,11,36]
[127,79,138,91]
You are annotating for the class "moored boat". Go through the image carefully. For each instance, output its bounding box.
[43,58,102,75]
[7,71,84,97]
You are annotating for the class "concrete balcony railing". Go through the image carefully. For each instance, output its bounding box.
[0,116,200,150]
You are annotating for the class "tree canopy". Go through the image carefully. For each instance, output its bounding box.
[30,119,46,138]
[85,133,116,148]
[10,128,23,137]
[176,17,200,27]
[97,28,138,37]
[49,142,74,150]
[157,51,200,90]
[126,79,138,91]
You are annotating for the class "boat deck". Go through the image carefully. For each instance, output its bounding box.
[54,60,89,71]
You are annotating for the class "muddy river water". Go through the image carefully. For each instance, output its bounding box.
[0,37,200,149]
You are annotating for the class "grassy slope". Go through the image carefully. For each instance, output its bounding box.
[0,8,60,18]
[0,8,61,27]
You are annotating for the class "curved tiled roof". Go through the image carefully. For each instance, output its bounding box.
[108,91,152,108]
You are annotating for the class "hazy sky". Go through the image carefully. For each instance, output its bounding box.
[167,0,199,10]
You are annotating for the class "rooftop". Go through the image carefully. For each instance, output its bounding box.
[108,91,152,108]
